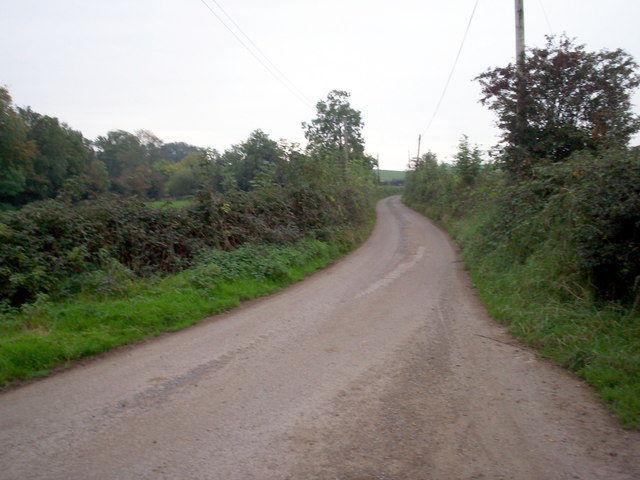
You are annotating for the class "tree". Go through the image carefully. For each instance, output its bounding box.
[160,141,200,163]
[95,130,146,179]
[84,159,110,193]
[476,35,640,176]
[302,90,366,173]
[453,135,482,186]
[236,129,283,191]
[404,151,457,218]
[19,107,89,199]
[216,130,283,192]
[136,129,163,165]
[0,87,37,202]
[166,151,208,197]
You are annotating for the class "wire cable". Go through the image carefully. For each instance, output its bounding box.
[207,0,314,106]
[198,0,313,109]
[422,0,480,136]
[537,0,554,35]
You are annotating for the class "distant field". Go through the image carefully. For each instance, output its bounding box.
[378,170,406,184]
[147,199,192,209]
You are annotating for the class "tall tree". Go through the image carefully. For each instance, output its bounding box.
[136,129,164,166]
[236,129,283,191]
[166,151,209,197]
[19,107,89,199]
[453,135,483,186]
[160,141,200,164]
[475,35,640,177]
[95,130,146,179]
[302,90,365,173]
[0,88,37,202]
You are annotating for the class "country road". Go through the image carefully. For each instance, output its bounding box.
[1,196,638,479]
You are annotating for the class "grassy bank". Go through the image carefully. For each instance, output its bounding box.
[378,170,406,184]
[0,225,371,388]
[406,198,640,429]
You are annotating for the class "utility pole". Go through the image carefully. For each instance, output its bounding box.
[416,134,422,165]
[514,0,527,172]
[515,0,525,65]
[376,153,380,185]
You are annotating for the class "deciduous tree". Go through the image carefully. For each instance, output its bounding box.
[476,35,640,177]
[95,130,146,179]
[19,107,88,199]
[302,90,365,173]
[0,88,36,202]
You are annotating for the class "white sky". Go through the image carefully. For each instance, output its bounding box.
[2,0,640,171]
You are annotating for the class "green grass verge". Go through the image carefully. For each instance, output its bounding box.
[406,199,640,430]
[0,228,370,388]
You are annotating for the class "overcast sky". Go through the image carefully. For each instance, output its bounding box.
[2,0,640,170]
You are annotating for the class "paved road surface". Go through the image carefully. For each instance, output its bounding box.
[1,196,639,479]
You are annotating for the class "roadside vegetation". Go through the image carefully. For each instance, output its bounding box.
[0,89,380,387]
[404,36,640,429]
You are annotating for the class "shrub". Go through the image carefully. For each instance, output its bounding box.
[0,182,374,307]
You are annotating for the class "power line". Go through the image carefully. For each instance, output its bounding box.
[537,0,554,35]
[198,0,313,109]
[207,0,314,107]
[422,0,481,136]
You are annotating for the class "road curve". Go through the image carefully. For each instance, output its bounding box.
[1,196,639,479]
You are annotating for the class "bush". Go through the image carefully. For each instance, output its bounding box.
[0,183,374,307]
[563,150,640,300]
[489,150,640,302]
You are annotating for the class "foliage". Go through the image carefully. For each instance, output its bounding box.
[0,88,378,388]
[160,141,200,163]
[1,87,375,206]
[0,89,37,202]
[550,151,640,300]
[232,129,283,191]
[94,130,147,193]
[476,35,640,177]
[404,146,640,428]
[0,86,378,308]
[0,235,370,387]
[404,151,459,220]
[0,176,374,307]
[165,151,207,197]
[453,135,483,186]
[302,90,367,175]
[19,107,89,200]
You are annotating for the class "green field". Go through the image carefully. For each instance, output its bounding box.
[378,170,406,184]
[147,199,193,209]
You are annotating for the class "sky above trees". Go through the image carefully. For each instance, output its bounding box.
[2,0,639,170]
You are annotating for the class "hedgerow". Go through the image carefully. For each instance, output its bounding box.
[404,147,640,428]
[0,184,373,307]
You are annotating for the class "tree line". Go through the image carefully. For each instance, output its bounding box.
[1,88,376,207]
[0,89,378,306]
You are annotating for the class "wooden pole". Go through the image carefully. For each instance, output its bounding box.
[515,0,525,64]
[514,0,527,173]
